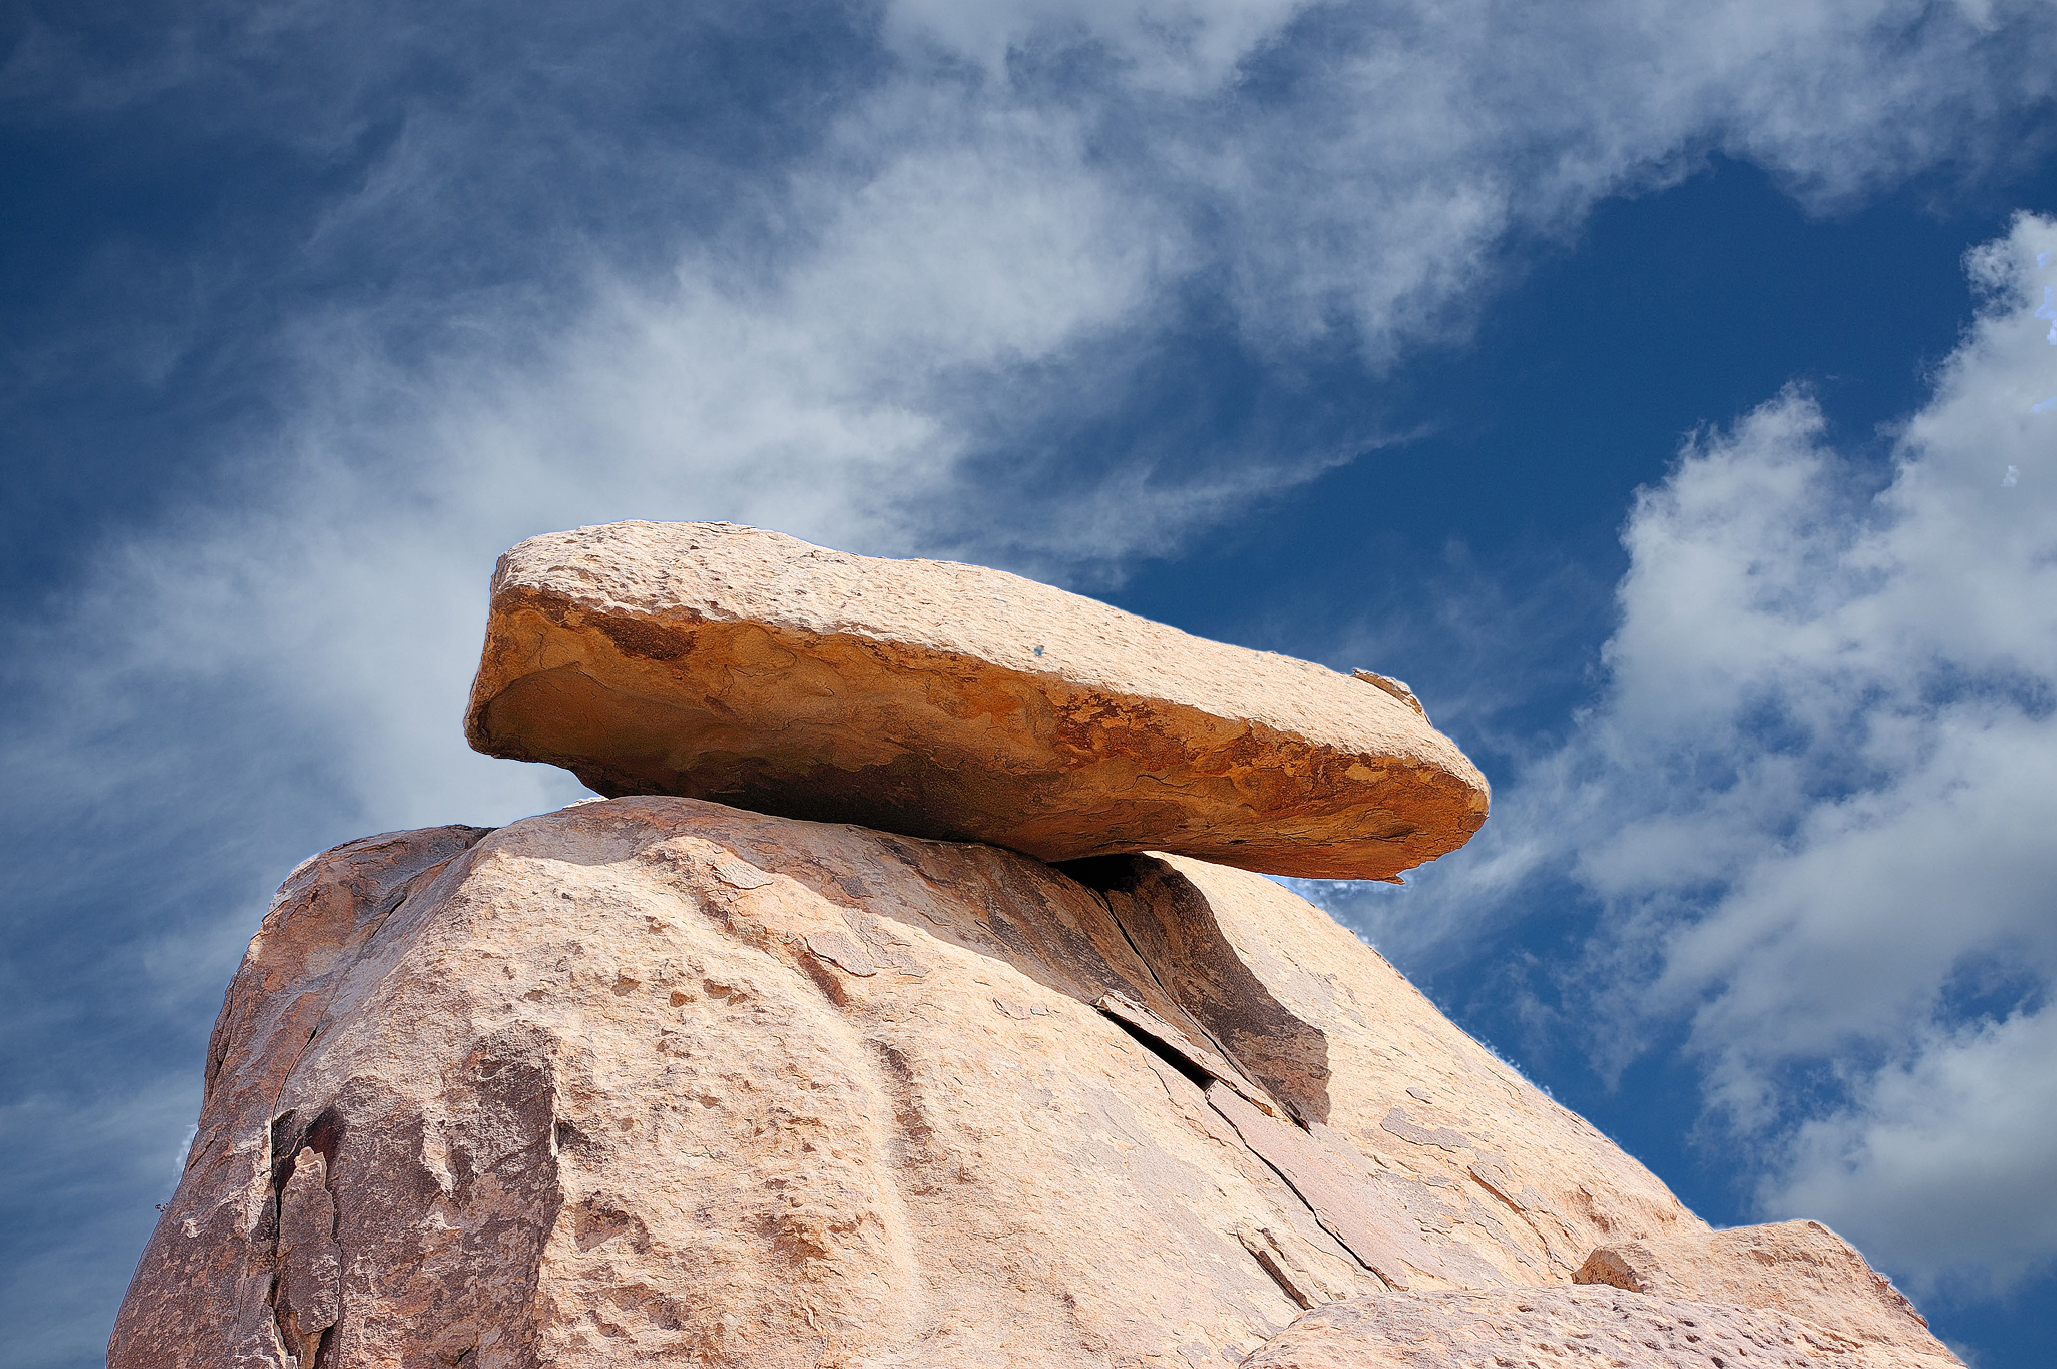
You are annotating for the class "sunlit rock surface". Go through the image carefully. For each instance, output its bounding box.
[463,521,1489,881]
[112,799,1718,1368]
[1243,1286,1879,1369]
[1575,1220,1962,1368]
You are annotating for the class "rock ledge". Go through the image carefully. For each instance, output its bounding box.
[464,521,1488,880]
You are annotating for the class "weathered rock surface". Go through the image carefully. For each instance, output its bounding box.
[1576,1222,1959,1367]
[1090,853,1705,1289]
[1240,1286,1880,1368]
[463,521,1488,880]
[114,797,1711,1369]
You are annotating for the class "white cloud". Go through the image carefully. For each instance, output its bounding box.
[1366,213,2057,1291]
[1774,1007,2057,1294]
[882,0,1310,93]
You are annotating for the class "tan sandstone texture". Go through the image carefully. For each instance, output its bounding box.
[1240,1286,1879,1369]
[113,797,1753,1369]
[1575,1222,1960,1367]
[462,521,1489,881]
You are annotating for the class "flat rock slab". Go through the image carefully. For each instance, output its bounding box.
[464,521,1489,879]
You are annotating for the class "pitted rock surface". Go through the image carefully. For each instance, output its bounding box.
[112,798,1709,1369]
[1241,1286,1858,1368]
[1577,1221,1961,1367]
[463,521,1488,880]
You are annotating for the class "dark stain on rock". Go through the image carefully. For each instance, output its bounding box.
[1065,855,1333,1125]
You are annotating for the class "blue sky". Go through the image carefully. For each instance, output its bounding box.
[5,3,2057,1365]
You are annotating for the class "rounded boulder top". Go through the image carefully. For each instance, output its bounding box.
[464,520,1490,880]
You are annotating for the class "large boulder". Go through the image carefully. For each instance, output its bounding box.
[112,798,1706,1369]
[463,521,1488,880]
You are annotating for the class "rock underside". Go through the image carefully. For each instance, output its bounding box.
[111,799,1958,1369]
[463,521,1489,881]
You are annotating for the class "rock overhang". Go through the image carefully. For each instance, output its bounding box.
[464,519,1490,881]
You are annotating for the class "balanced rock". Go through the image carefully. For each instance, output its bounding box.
[116,798,1724,1369]
[115,529,1960,1369]
[463,521,1488,880]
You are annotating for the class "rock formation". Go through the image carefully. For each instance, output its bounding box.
[112,522,1961,1368]
[464,521,1488,881]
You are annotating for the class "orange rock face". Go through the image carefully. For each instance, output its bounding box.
[113,799,1720,1369]
[463,521,1489,881]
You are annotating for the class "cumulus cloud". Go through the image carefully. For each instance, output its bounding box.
[1775,1006,2057,1292]
[1347,213,2057,1293]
